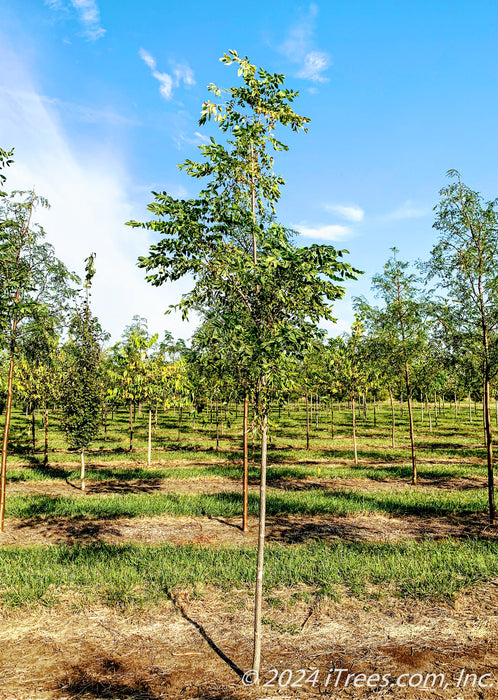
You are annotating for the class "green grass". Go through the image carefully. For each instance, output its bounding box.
[6,400,492,471]
[0,539,497,608]
[5,484,495,520]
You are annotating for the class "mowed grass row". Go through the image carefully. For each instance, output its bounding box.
[1,539,497,608]
[5,485,497,519]
[6,400,492,469]
[6,460,490,483]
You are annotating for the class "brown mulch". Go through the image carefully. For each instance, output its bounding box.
[1,511,497,549]
[6,472,489,499]
[0,584,497,698]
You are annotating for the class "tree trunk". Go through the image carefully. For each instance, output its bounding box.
[147,408,152,466]
[252,409,268,678]
[215,401,219,451]
[81,449,85,491]
[44,406,49,467]
[373,395,377,427]
[330,396,334,439]
[242,395,249,533]
[469,392,472,422]
[129,401,133,451]
[305,394,310,450]
[484,375,495,524]
[388,386,395,448]
[31,408,36,453]
[0,355,15,532]
[426,394,432,433]
[178,406,183,442]
[352,395,358,465]
[103,401,108,441]
[405,363,417,485]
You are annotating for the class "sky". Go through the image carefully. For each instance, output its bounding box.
[2,0,498,343]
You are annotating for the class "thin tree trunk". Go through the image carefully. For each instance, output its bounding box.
[484,375,495,524]
[330,396,334,439]
[426,394,432,432]
[306,393,310,450]
[103,401,108,441]
[81,449,85,491]
[242,395,249,533]
[44,406,49,467]
[178,406,183,442]
[373,395,377,428]
[0,355,15,532]
[216,401,219,451]
[469,392,472,422]
[405,363,417,485]
[388,386,395,448]
[455,392,458,420]
[129,401,133,451]
[148,408,152,466]
[352,395,358,465]
[31,408,36,453]
[252,409,268,678]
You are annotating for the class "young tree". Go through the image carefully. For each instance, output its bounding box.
[60,254,104,490]
[0,177,75,531]
[357,250,427,484]
[128,51,359,679]
[427,171,498,523]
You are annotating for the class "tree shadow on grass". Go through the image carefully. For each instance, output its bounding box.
[13,516,123,544]
[266,513,498,544]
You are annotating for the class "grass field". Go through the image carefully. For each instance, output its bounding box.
[1,399,497,698]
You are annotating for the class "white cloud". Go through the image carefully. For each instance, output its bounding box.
[295,223,353,241]
[173,63,196,87]
[278,4,331,84]
[383,200,427,221]
[324,203,364,222]
[0,48,196,343]
[138,48,156,71]
[0,86,135,127]
[45,0,105,41]
[296,51,330,83]
[139,49,195,102]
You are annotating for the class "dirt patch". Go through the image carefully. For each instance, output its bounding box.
[0,585,497,698]
[6,472,489,499]
[1,511,497,548]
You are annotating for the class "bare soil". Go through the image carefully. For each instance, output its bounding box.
[0,584,497,699]
[1,509,498,549]
[6,472,489,498]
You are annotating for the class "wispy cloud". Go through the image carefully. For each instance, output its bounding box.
[324,203,364,222]
[0,48,196,343]
[139,49,195,101]
[0,86,135,126]
[383,200,427,221]
[294,223,353,241]
[45,0,105,41]
[296,51,331,83]
[278,4,331,83]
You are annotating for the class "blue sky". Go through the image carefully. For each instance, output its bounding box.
[2,0,498,342]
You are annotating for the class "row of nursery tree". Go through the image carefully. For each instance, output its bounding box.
[2,50,498,678]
